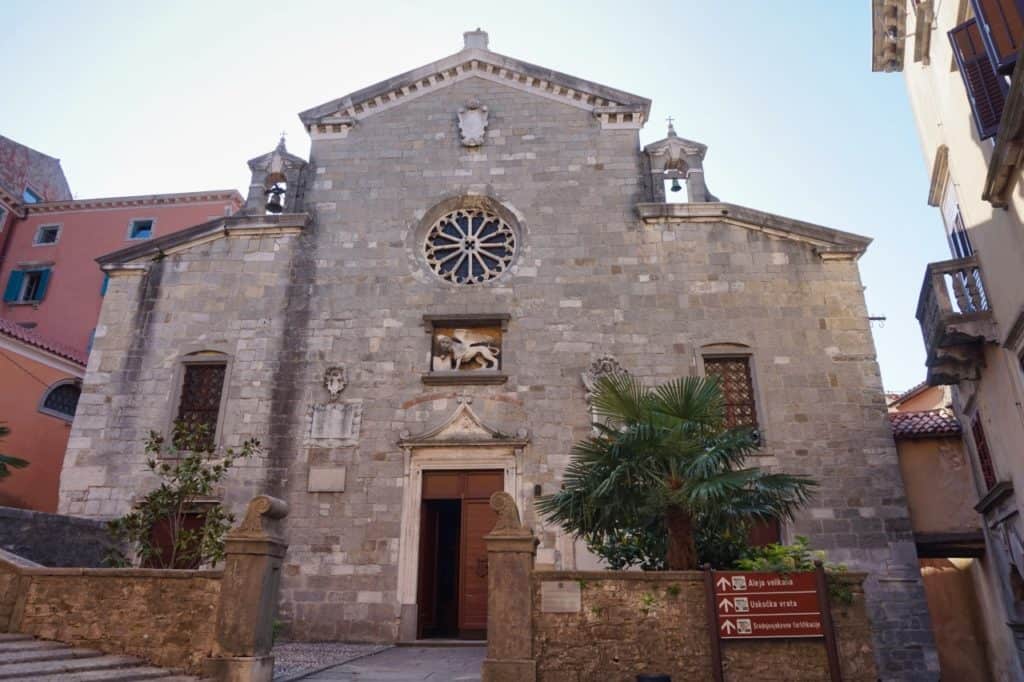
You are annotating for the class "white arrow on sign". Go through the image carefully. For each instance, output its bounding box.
[716,577,730,591]
[718,598,733,612]
[720,619,736,634]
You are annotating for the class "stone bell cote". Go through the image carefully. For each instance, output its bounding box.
[643,121,716,203]
[244,136,308,215]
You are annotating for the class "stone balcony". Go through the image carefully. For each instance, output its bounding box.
[917,255,998,385]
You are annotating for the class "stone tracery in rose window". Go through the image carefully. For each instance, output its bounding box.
[424,208,516,284]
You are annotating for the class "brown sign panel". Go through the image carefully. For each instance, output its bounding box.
[713,571,818,594]
[712,571,822,640]
[716,592,820,616]
[718,614,824,639]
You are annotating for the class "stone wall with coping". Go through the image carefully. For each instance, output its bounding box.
[531,570,877,682]
[4,561,222,674]
[0,505,114,567]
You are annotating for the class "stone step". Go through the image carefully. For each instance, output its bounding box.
[0,654,143,679]
[3,646,102,664]
[0,633,33,642]
[0,639,68,652]
[28,666,186,681]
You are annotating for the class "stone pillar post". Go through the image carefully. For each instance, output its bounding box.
[206,495,289,682]
[481,492,537,682]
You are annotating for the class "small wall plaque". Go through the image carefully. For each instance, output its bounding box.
[540,580,582,613]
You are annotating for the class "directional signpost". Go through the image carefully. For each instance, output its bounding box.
[703,562,842,682]
[713,570,822,639]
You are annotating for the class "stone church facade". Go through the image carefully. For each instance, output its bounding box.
[59,30,938,678]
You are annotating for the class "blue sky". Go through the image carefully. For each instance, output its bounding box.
[4,1,949,392]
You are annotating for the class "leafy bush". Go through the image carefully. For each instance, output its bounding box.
[586,514,752,570]
[735,535,851,605]
[105,421,259,568]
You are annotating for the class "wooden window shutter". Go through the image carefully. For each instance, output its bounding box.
[950,18,1008,139]
[971,412,998,490]
[703,356,759,430]
[971,0,1024,74]
[176,363,227,449]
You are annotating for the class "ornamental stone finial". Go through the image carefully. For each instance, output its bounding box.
[232,494,289,538]
[489,491,530,535]
[464,28,489,50]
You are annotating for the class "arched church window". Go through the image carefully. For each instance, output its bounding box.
[424,208,516,284]
[39,381,81,421]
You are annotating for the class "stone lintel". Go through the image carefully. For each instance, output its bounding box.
[422,313,511,331]
[421,371,509,386]
[975,480,1014,515]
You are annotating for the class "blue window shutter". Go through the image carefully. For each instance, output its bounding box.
[950,19,1008,140]
[34,269,51,301]
[100,273,109,296]
[3,271,24,302]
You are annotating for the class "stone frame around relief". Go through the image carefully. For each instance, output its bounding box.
[306,399,363,446]
[421,313,509,385]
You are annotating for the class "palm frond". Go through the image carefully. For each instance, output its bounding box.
[590,373,651,424]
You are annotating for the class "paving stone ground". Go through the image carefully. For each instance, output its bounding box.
[302,646,485,681]
[272,642,390,680]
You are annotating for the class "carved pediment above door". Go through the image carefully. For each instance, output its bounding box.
[398,397,529,449]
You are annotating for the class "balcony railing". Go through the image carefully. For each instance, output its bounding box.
[916,255,997,385]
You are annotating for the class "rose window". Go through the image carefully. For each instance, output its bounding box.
[424,208,516,284]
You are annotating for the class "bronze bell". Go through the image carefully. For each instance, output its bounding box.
[670,178,683,193]
[264,184,285,213]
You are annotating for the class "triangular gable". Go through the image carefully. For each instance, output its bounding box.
[398,400,529,448]
[298,39,651,139]
[636,201,873,260]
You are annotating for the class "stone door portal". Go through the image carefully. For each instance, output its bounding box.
[416,470,501,639]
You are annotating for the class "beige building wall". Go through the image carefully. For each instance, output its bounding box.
[879,1,1024,677]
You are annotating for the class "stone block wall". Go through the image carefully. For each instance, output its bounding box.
[7,564,222,673]
[531,570,877,682]
[0,505,114,567]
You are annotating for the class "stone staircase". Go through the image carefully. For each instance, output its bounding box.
[0,633,203,681]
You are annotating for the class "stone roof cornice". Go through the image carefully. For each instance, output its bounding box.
[635,202,872,259]
[24,190,243,215]
[96,212,308,268]
[299,47,651,136]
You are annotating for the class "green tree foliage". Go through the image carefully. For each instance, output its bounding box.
[105,421,260,569]
[737,535,851,605]
[0,423,28,479]
[537,374,816,570]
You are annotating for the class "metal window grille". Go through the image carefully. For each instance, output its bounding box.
[176,364,226,449]
[971,413,998,490]
[703,356,759,429]
[43,384,80,418]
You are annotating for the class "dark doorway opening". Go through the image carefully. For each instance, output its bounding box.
[418,499,461,638]
[416,470,502,640]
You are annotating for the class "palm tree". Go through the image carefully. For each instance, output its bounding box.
[537,374,816,570]
[0,423,28,479]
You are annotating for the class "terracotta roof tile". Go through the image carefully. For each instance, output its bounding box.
[889,409,961,439]
[0,318,87,367]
